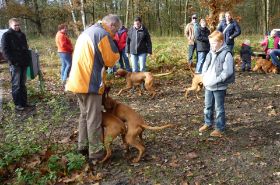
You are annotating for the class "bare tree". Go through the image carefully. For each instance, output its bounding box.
[125,0,129,27]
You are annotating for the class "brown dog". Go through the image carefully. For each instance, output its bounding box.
[103,95,174,163]
[185,65,203,99]
[252,58,279,74]
[101,112,127,163]
[115,69,156,98]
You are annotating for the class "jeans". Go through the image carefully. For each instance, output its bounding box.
[196,52,207,73]
[119,49,131,72]
[58,52,72,82]
[270,49,280,68]
[188,43,197,64]
[131,53,147,72]
[9,65,27,106]
[241,60,251,71]
[204,89,226,131]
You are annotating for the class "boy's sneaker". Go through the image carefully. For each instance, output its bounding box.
[199,124,210,132]
[210,130,223,137]
[15,105,24,111]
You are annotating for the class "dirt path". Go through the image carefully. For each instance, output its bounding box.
[1,62,280,184]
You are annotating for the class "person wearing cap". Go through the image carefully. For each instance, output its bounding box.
[217,11,241,52]
[185,14,199,66]
[240,39,253,72]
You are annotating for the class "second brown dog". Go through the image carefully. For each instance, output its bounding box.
[185,64,203,99]
[103,95,174,163]
[115,69,156,98]
[101,112,127,163]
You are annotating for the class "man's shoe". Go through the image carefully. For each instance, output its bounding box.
[199,124,210,132]
[88,150,105,170]
[15,105,24,111]
[210,130,223,137]
[77,149,88,157]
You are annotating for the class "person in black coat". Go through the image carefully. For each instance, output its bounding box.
[126,17,152,72]
[217,11,241,52]
[195,19,210,73]
[1,18,31,111]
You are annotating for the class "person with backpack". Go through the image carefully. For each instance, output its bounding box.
[199,31,234,137]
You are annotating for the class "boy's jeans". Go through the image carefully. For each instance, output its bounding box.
[131,53,147,72]
[204,89,226,131]
[196,52,207,73]
[58,52,72,82]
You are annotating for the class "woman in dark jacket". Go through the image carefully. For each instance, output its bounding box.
[195,19,210,73]
[126,17,152,72]
[217,11,241,52]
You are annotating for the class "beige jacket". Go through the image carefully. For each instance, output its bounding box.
[184,23,195,45]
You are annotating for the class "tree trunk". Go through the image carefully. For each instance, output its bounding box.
[266,0,269,31]
[68,0,77,24]
[262,0,267,34]
[184,0,189,25]
[32,0,42,34]
[125,0,129,27]
[156,0,162,36]
[80,0,87,30]
[92,1,95,23]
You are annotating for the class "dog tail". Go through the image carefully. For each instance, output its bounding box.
[153,71,173,77]
[186,63,195,77]
[141,123,174,130]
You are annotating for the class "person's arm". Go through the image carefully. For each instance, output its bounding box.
[125,29,131,54]
[184,24,190,38]
[216,53,234,83]
[98,35,120,68]
[61,35,73,52]
[217,22,223,32]
[1,33,16,65]
[146,29,152,54]
[202,53,211,75]
[230,21,241,39]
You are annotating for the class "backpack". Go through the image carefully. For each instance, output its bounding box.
[207,49,235,84]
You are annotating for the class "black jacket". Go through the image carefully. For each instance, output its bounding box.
[195,26,210,52]
[240,44,252,62]
[217,19,241,46]
[126,25,152,55]
[1,28,30,66]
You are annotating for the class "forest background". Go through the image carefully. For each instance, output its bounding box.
[0,0,279,36]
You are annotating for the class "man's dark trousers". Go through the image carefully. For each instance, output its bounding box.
[10,65,27,106]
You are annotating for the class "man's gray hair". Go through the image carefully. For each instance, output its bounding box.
[9,18,19,25]
[102,14,122,27]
